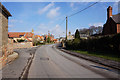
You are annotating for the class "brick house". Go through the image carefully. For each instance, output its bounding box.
[0,3,12,56]
[34,35,44,41]
[8,32,34,42]
[103,6,120,35]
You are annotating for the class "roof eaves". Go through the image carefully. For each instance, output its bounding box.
[0,3,12,17]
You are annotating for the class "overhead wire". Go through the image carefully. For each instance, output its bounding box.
[68,0,101,17]
[57,0,102,37]
[58,0,101,25]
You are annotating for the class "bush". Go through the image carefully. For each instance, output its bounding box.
[79,39,87,50]
[72,38,80,50]
[111,33,120,52]
[65,33,120,53]
[66,40,73,49]
[33,41,45,46]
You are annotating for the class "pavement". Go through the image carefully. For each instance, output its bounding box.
[0,52,18,70]
[2,47,38,79]
[28,44,119,79]
[7,52,19,64]
[57,46,120,70]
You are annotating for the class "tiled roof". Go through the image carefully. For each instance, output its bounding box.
[34,35,44,39]
[24,36,32,42]
[34,35,39,38]
[24,32,34,38]
[8,32,34,38]
[111,13,120,24]
[0,3,12,16]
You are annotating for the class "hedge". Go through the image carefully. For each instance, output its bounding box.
[65,33,120,53]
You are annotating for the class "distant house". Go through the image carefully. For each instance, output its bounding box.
[53,39,59,43]
[59,37,65,42]
[8,32,34,42]
[0,3,12,56]
[103,6,120,35]
[43,34,54,42]
[67,32,74,40]
[80,34,89,39]
[34,35,44,42]
[79,28,90,39]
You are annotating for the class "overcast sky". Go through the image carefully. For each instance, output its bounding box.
[2,2,119,38]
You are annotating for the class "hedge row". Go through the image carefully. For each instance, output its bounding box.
[66,33,120,53]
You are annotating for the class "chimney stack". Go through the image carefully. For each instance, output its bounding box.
[107,6,112,19]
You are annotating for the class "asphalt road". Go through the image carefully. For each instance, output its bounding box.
[28,44,119,79]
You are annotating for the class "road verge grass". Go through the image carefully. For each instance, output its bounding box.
[71,50,120,62]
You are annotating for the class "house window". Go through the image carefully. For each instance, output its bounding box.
[19,35,24,37]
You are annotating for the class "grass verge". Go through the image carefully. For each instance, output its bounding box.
[71,50,120,62]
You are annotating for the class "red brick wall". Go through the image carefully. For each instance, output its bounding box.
[103,18,117,35]
[117,24,120,33]
[107,6,112,19]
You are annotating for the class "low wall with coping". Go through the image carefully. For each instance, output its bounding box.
[0,42,33,69]
[13,42,33,49]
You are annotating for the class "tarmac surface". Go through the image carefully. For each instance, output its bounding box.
[28,45,119,79]
[1,44,119,80]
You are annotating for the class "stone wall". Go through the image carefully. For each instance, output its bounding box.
[0,9,2,57]
[12,42,33,49]
[7,39,13,55]
[0,6,9,57]
[2,10,8,47]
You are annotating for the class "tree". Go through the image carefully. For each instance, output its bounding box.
[89,26,96,35]
[47,37,51,43]
[96,26,103,34]
[75,29,80,39]
[89,26,103,35]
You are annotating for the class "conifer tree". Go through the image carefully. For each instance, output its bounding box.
[75,29,80,39]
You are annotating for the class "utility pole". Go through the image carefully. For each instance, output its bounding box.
[66,16,68,40]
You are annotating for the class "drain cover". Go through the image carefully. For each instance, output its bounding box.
[40,57,49,60]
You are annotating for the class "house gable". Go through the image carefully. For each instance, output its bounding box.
[103,17,117,35]
[102,6,120,35]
